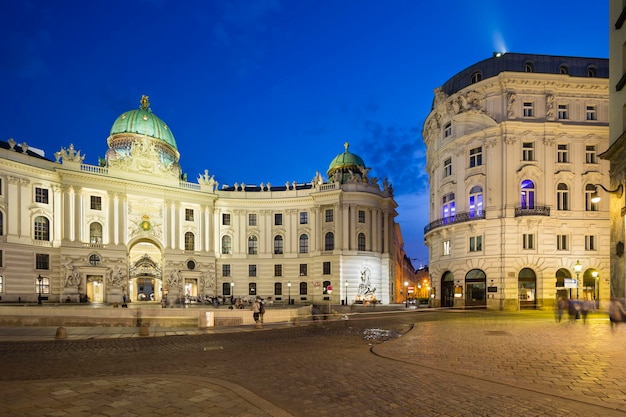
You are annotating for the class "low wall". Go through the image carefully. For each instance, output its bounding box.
[0,305,312,328]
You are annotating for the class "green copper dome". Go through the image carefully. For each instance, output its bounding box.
[110,96,177,149]
[327,142,368,183]
[328,142,365,172]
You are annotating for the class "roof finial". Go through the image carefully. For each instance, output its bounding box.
[140,95,150,110]
[344,141,349,152]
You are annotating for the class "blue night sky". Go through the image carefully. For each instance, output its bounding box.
[1,0,608,266]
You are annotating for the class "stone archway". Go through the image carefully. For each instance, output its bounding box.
[128,241,163,302]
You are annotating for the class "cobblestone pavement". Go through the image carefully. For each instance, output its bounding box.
[0,310,625,416]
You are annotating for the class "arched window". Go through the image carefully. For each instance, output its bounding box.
[274,235,284,254]
[524,62,534,72]
[323,280,332,294]
[89,222,103,244]
[299,234,309,253]
[556,183,570,211]
[468,186,483,217]
[325,232,334,251]
[442,193,455,221]
[221,235,232,254]
[299,281,308,295]
[559,64,569,75]
[34,216,50,241]
[248,235,258,255]
[587,66,597,77]
[585,184,599,211]
[470,71,482,84]
[520,180,535,209]
[184,232,195,251]
[358,233,366,251]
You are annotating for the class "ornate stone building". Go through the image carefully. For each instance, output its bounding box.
[422,53,611,310]
[0,96,398,306]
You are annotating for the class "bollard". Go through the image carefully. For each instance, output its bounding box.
[55,327,67,339]
[139,323,150,337]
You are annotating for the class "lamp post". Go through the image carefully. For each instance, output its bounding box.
[327,285,333,318]
[404,281,409,307]
[344,281,348,306]
[230,281,234,304]
[287,281,291,305]
[574,260,582,300]
[592,270,599,308]
[37,275,43,305]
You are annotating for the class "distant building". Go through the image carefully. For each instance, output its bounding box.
[422,53,610,310]
[0,96,400,306]
[606,5,626,301]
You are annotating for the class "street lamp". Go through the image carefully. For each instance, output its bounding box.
[344,281,348,305]
[230,281,234,304]
[37,275,43,305]
[287,281,291,305]
[404,281,409,307]
[590,183,624,203]
[574,260,582,300]
[592,270,599,308]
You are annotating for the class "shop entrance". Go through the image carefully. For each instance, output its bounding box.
[441,271,454,307]
[128,240,163,302]
[518,268,537,309]
[465,269,486,308]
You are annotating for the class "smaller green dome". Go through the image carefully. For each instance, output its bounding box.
[110,96,177,149]
[327,142,365,173]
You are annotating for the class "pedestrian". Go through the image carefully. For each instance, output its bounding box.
[608,298,626,331]
[259,298,265,323]
[556,296,566,322]
[252,297,261,324]
[567,298,579,322]
[122,293,127,306]
[580,298,592,324]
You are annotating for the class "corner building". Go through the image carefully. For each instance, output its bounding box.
[422,53,611,310]
[0,96,397,306]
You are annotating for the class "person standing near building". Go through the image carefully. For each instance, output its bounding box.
[252,297,261,324]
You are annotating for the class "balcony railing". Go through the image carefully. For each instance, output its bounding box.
[424,210,486,234]
[514,205,550,217]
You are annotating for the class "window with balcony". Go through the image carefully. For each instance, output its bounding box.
[468,186,483,218]
[556,183,570,211]
[520,180,535,209]
[90,222,103,244]
[442,193,456,221]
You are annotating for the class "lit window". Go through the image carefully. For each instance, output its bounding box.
[90,222,103,244]
[585,184,599,211]
[442,193,456,221]
[468,186,483,217]
[443,240,451,256]
[520,180,535,209]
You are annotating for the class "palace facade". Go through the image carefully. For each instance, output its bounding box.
[422,53,611,310]
[0,96,398,306]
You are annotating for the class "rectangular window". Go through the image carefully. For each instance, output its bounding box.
[35,276,50,295]
[91,196,102,211]
[222,213,231,226]
[323,261,331,275]
[444,122,452,138]
[299,212,308,224]
[523,102,534,117]
[274,264,282,277]
[358,210,366,223]
[36,253,50,270]
[222,264,231,277]
[443,240,451,256]
[586,105,597,121]
[248,213,257,226]
[185,208,194,221]
[249,282,257,296]
[0,177,2,195]
[557,144,569,163]
[557,235,568,250]
[558,104,569,119]
[585,145,597,164]
[35,187,49,204]
[469,236,482,252]
[249,264,257,277]
[0,250,3,268]
[0,274,3,293]
[469,147,482,168]
[300,264,307,276]
[522,142,534,161]
[325,209,333,222]
[523,234,535,250]
[585,235,597,251]
[274,282,282,296]
[443,157,452,177]
[274,213,283,226]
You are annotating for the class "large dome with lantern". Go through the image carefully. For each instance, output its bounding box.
[327,142,368,183]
